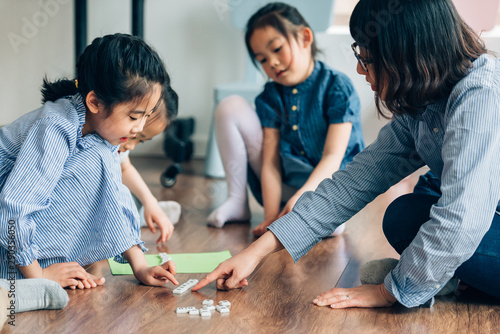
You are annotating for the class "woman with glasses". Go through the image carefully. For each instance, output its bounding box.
[193,0,500,309]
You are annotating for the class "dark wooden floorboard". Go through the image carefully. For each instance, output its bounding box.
[2,157,500,333]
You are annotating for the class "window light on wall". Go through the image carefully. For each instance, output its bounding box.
[332,0,357,26]
[332,0,500,32]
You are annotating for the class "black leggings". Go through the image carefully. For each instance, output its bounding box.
[383,193,500,299]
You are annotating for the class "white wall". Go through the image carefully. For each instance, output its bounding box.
[142,0,246,157]
[0,0,74,125]
[318,26,385,144]
[0,0,245,158]
[1,1,500,158]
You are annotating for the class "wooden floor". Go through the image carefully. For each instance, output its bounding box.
[3,157,500,334]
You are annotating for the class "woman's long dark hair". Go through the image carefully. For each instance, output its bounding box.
[349,0,487,118]
[245,2,318,67]
[41,33,170,116]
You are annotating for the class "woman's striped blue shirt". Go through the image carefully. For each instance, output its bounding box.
[269,54,500,308]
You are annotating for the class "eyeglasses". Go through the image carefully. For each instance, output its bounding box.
[351,42,374,72]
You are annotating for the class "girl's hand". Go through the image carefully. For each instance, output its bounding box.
[252,216,277,237]
[41,262,89,288]
[277,194,301,219]
[134,263,179,287]
[161,259,177,276]
[313,284,397,309]
[143,202,174,244]
[124,245,177,287]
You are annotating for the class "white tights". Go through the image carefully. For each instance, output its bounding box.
[207,95,345,236]
[207,96,263,228]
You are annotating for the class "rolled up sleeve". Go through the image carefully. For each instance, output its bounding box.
[269,115,425,262]
[385,87,500,307]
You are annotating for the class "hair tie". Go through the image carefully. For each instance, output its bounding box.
[75,79,78,89]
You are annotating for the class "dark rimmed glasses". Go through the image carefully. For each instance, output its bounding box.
[351,42,374,72]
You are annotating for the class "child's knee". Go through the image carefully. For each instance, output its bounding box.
[215,95,252,122]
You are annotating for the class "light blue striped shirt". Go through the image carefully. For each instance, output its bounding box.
[268,54,500,308]
[0,94,144,279]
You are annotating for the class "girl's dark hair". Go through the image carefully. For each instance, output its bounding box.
[138,84,178,132]
[163,85,178,120]
[245,2,318,67]
[349,0,487,118]
[41,33,170,116]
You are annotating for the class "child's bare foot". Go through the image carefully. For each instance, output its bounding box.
[73,273,105,289]
[87,273,105,286]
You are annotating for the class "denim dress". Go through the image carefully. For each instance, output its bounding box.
[248,61,365,204]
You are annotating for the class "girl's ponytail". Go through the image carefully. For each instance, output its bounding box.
[40,33,169,115]
[41,78,78,103]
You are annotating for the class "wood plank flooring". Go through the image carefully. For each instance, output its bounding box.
[2,157,499,334]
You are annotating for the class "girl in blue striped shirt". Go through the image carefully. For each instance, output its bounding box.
[0,34,178,290]
[119,86,181,244]
[207,3,365,236]
[194,0,500,309]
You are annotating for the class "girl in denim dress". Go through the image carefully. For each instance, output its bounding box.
[208,2,365,236]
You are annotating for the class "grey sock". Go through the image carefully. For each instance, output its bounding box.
[359,258,459,296]
[360,258,399,285]
[435,278,459,296]
[0,287,8,326]
[0,278,69,313]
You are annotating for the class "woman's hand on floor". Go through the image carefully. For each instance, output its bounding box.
[313,284,397,309]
